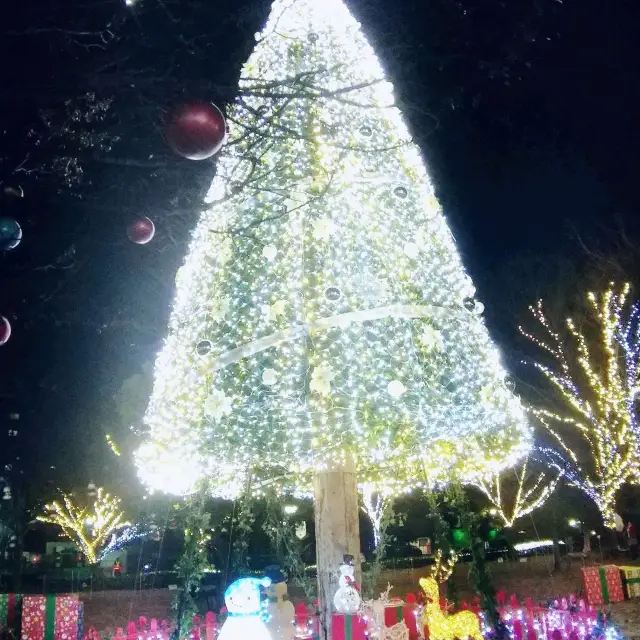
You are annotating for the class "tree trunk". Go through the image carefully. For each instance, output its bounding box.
[314,460,361,640]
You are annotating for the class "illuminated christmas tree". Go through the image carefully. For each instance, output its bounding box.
[37,488,129,564]
[520,283,640,527]
[137,0,529,632]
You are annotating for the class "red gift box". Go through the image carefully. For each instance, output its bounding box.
[581,566,624,605]
[403,595,420,640]
[21,595,83,640]
[332,613,368,640]
[384,601,405,627]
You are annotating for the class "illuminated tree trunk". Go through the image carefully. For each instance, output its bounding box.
[314,460,361,640]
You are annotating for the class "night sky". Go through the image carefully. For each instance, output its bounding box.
[1,0,639,500]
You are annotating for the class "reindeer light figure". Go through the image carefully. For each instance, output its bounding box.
[419,550,482,640]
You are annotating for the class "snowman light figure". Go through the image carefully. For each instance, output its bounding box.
[265,566,296,640]
[218,576,273,640]
[333,555,361,615]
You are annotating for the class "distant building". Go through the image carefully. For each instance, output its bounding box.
[411,537,432,555]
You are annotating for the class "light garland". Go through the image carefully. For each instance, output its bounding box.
[37,487,129,564]
[471,456,560,528]
[97,523,150,561]
[520,283,640,527]
[137,0,530,498]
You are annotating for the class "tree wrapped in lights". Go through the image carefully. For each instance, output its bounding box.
[471,456,561,528]
[520,283,640,527]
[37,488,129,564]
[137,0,529,633]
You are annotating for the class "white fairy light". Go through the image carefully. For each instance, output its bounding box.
[136,0,530,498]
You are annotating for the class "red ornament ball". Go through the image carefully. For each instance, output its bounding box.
[0,316,11,346]
[165,101,226,160]
[127,217,155,245]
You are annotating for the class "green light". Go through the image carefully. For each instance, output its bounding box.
[452,528,468,547]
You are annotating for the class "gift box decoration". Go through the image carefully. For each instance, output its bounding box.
[332,613,368,640]
[619,565,640,599]
[384,601,405,627]
[402,594,420,640]
[581,566,624,605]
[0,594,22,634]
[21,594,83,640]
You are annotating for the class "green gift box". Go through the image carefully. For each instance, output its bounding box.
[0,594,23,635]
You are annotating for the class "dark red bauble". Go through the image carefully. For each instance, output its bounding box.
[0,316,11,346]
[127,217,156,245]
[165,101,226,160]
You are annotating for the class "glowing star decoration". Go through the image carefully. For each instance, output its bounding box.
[403,242,420,259]
[211,297,231,323]
[204,388,233,421]
[136,0,530,499]
[37,488,129,564]
[312,217,337,242]
[520,283,640,527]
[262,245,278,262]
[218,577,273,640]
[419,326,444,354]
[470,455,561,527]
[479,385,494,406]
[310,363,336,396]
[264,300,288,323]
[262,368,278,386]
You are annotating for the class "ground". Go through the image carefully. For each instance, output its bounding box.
[79,558,640,636]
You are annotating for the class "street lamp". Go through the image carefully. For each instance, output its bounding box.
[283,504,299,516]
[568,518,581,529]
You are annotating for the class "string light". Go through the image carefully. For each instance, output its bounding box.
[98,523,149,561]
[106,434,122,457]
[136,0,530,499]
[37,488,129,564]
[520,283,640,527]
[471,456,561,527]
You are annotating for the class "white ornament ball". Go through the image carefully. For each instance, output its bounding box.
[387,380,407,397]
[262,368,278,386]
[403,242,420,259]
[262,245,278,262]
[473,301,485,315]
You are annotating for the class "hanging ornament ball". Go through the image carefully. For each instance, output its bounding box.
[504,377,516,393]
[393,186,408,199]
[127,217,155,245]
[0,218,22,251]
[196,340,213,356]
[387,380,407,397]
[165,101,226,161]
[308,32,319,43]
[324,286,342,301]
[262,245,278,262]
[0,316,11,346]
[463,297,475,312]
[359,125,373,137]
[262,368,278,386]
[473,301,485,316]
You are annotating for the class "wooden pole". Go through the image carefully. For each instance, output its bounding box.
[313,460,361,640]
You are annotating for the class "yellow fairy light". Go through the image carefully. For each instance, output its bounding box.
[106,434,121,457]
[419,551,482,640]
[520,283,640,527]
[37,487,129,564]
[471,456,560,527]
[136,0,530,500]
